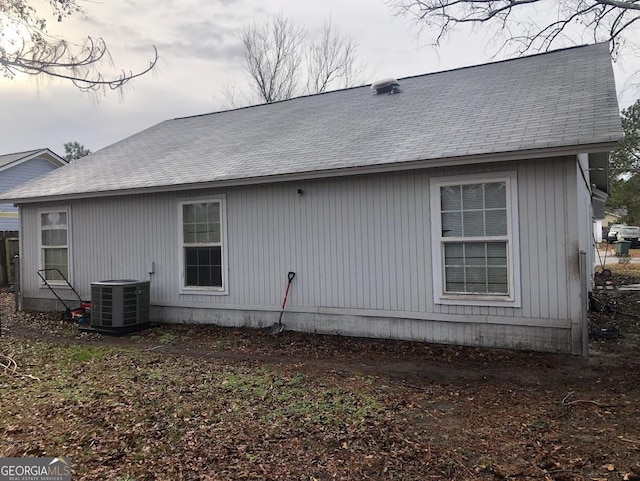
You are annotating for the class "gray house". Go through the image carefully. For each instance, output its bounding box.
[1,43,622,355]
[0,149,67,231]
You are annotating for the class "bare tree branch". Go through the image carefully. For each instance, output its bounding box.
[0,0,158,94]
[599,0,640,11]
[306,18,364,94]
[239,15,366,104]
[213,79,258,110]
[240,14,305,103]
[388,0,640,59]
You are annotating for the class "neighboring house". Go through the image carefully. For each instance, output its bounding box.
[0,43,622,356]
[604,211,624,227]
[0,149,67,231]
[592,189,608,243]
[596,210,623,243]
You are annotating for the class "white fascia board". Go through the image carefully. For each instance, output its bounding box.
[0,149,67,173]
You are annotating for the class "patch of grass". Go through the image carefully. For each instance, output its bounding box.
[145,368,164,381]
[528,420,549,430]
[65,345,101,364]
[475,456,494,470]
[159,332,176,345]
[361,375,376,386]
[1,316,640,481]
[57,386,91,404]
[218,368,381,426]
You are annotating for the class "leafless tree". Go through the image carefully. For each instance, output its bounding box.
[214,79,248,109]
[240,14,305,103]
[388,0,640,58]
[306,19,363,94]
[0,0,157,94]
[238,15,366,105]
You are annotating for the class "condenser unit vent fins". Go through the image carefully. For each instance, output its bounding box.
[90,280,150,329]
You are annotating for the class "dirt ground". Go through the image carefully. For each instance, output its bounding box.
[597,242,640,256]
[1,277,640,480]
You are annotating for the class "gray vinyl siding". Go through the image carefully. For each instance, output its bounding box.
[0,158,62,230]
[18,156,584,352]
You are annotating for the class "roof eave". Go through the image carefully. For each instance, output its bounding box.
[0,148,67,173]
[6,140,620,205]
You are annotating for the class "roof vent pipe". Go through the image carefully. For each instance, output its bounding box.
[371,78,400,95]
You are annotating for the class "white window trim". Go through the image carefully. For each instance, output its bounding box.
[178,194,229,295]
[37,207,72,287]
[430,172,521,307]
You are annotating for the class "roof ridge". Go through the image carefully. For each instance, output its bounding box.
[172,42,607,123]
[395,42,608,83]
[172,82,371,121]
[0,147,46,158]
[1,41,620,203]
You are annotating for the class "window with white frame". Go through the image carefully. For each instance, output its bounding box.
[430,173,520,306]
[40,210,70,282]
[179,198,227,292]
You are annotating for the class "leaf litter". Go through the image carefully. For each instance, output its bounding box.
[1,281,639,480]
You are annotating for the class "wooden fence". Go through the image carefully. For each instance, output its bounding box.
[0,231,19,286]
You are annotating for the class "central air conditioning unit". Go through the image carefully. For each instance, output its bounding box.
[90,280,150,328]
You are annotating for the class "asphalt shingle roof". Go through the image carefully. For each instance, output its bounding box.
[2,43,623,202]
[0,148,67,171]
[0,149,46,170]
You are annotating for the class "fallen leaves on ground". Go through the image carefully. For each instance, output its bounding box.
[1,279,639,480]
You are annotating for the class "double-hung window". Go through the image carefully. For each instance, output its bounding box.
[430,173,520,307]
[179,197,227,294]
[40,209,70,283]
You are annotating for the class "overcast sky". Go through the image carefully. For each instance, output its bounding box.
[2,0,640,157]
